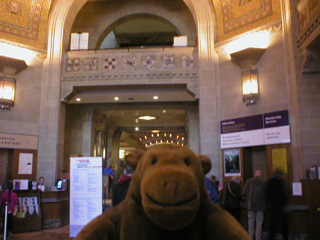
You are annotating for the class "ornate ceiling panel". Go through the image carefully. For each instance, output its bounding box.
[213,0,282,43]
[0,0,52,51]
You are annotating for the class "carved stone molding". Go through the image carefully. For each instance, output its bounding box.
[300,48,320,73]
[296,0,320,49]
[61,72,198,82]
[60,85,74,101]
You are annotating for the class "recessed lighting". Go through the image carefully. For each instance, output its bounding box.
[114,97,119,101]
[135,127,139,131]
[76,98,81,102]
[163,109,166,113]
[137,116,157,121]
[153,96,158,100]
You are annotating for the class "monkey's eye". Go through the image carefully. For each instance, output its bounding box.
[151,157,157,165]
[184,157,191,166]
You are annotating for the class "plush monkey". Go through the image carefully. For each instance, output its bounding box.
[75,144,250,240]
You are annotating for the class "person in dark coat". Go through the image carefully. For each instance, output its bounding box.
[265,170,288,240]
[112,164,134,207]
[222,176,243,221]
[243,170,266,240]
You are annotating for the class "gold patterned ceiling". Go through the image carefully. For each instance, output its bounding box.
[212,0,282,43]
[0,0,282,51]
[0,0,52,51]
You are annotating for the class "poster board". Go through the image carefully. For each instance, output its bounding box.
[223,148,241,177]
[70,157,103,238]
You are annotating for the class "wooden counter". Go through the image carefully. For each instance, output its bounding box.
[40,190,69,229]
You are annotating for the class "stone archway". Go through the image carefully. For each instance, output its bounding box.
[95,13,183,49]
[39,0,221,185]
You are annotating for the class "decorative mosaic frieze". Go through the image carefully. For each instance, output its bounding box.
[141,55,156,70]
[181,55,195,69]
[104,57,117,71]
[122,56,137,70]
[84,58,98,71]
[66,58,80,72]
[161,55,175,70]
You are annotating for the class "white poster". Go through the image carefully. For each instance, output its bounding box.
[70,157,103,238]
[292,182,302,196]
[18,153,33,174]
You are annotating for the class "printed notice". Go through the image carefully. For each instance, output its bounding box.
[18,153,33,174]
[292,182,302,196]
[70,157,102,238]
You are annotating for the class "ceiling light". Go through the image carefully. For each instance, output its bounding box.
[76,98,81,102]
[182,137,184,140]
[164,133,167,137]
[153,96,158,100]
[163,109,166,113]
[151,134,154,137]
[151,130,159,133]
[137,115,157,121]
[135,127,139,131]
[114,97,119,101]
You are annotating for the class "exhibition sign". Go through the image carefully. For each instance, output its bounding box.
[221,110,290,149]
[70,157,103,238]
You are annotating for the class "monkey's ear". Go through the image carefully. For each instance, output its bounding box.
[198,155,212,174]
[126,149,145,169]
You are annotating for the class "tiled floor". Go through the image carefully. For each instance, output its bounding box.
[0,200,114,240]
[0,224,70,240]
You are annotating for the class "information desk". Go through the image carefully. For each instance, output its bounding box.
[40,190,69,229]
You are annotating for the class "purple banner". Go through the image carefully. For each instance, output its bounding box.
[264,110,289,128]
[221,114,263,134]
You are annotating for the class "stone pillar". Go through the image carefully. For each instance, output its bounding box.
[94,113,107,157]
[111,129,122,179]
[80,110,94,157]
[185,105,199,154]
[105,123,117,167]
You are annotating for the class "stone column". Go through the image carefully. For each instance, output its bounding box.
[80,110,94,157]
[94,113,107,157]
[111,130,122,179]
[185,105,199,154]
[105,122,117,167]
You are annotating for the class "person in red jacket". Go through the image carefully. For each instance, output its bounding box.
[0,181,18,238]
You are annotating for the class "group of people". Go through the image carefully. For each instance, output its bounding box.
[106,162,289,240]
[103,162,134,207]
[214,169,289,240]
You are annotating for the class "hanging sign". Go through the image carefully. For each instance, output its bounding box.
[221,110,290,149]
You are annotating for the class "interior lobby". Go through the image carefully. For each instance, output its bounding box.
[0,0,319,239]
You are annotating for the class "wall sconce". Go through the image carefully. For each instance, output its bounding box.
[230,47,266,105]
[0,56,27,110]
